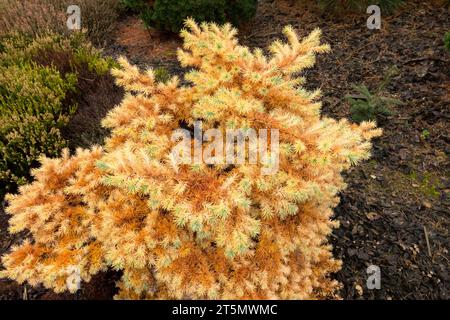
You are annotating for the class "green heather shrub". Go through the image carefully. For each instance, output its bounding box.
[0,33,116,75]
[0,33,115,196]
[0,61,76,195]
[0,0,122,44]
[121,0,258,32]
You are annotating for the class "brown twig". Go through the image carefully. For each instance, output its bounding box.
[22,285,28,300]
[423,225,432,257]
[403,57,449,65]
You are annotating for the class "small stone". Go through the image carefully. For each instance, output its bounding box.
[355,284,363,296]
[347,248,357,256]
[366,212,380,221]
[422,201,432,209]
[357,251,369,260]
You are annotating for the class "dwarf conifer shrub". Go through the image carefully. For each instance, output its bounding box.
[346,84,402,123]
[121,0,258,32]
[1,20,381,299]
[346,67,401,123]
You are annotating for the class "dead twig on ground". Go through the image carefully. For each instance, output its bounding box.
[423,225,432,257]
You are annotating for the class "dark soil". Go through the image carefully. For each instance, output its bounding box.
[61,71,124,151]
[0,0,448,300]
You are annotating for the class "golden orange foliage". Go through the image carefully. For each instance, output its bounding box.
[1,19,381,299]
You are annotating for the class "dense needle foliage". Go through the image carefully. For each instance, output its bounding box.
[1,20,381,299]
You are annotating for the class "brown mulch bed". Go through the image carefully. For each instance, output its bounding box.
[0,0,448,300]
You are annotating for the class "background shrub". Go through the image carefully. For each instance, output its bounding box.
[121,0,258,32]
[346,84,398,123]
[346,67,402,123]
[24,33,122,150]
[0,33,116,196]
[0,0,66,37]
[0,0,122,44]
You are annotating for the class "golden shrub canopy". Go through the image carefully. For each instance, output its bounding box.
[1,19,381,299]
